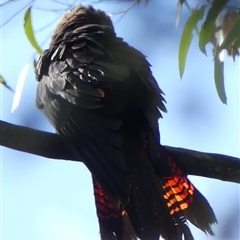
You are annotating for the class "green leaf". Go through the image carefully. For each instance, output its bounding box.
[33,59,37,69]
[24,7,43,54]
[0,74,14,92]
[219,12,240,51]
[199,0,229,54]
[214,56,227,104]
[178,6,205,78]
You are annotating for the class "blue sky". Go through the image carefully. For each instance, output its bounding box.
[1,1,239,240]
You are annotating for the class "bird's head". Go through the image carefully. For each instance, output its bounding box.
[51,5,114,45]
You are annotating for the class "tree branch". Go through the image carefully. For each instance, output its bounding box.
[1,120,239,183]
[0,120,72,160]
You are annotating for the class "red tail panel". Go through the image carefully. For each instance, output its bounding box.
[163,156,194,216]
[93,179,122,220]
[93,178,137,240]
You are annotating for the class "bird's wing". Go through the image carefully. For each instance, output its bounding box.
[36,25,134,201]
[36,21,168,197]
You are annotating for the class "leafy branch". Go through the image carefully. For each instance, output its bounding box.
[178,0,240,104]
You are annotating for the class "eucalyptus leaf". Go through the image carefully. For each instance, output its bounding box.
[24,7,43,54]
[0,74,14,92]
[179,6,205,78]
[176,0,187,26]
[33,59,37,69]
[199,0,229,54]
[214,56,227,104]
[11,63,30,112]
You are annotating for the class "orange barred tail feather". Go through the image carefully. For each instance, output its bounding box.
[159,146,217,236]
[92,178,137,240]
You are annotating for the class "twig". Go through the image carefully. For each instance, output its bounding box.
[1,0,35,27]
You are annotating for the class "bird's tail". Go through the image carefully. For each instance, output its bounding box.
[92,146,217,240]
[157,146,217,237]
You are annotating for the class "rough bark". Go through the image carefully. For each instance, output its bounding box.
[1,119,239,183]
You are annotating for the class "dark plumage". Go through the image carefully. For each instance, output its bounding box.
[35,5,217,240]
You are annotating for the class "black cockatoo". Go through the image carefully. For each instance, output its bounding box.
[35,5,217,240]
